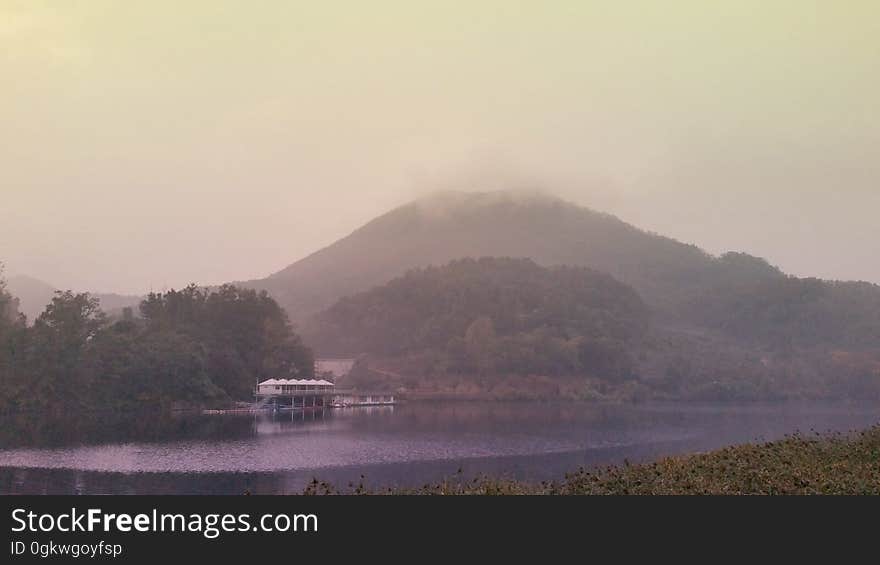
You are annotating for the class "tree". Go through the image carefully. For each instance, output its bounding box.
[87,327,226,409]
[464,316,496,375]
[26,292,106,412]
[0,263,21,325]
[0,264,26,408]
[140,284,314,399]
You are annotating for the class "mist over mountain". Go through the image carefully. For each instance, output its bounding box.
[243,190,784,323]
[239,189,880,398]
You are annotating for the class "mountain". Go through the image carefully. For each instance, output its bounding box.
[243,189,880,367]
[6,275,56,322]
[6,275,142,322]
[243,190,784,323]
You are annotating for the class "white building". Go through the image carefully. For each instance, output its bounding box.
[256,378,335,396]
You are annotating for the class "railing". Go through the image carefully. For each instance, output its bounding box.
[255,387,337,396]
[254,388,392,397]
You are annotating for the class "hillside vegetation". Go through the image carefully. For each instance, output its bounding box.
[306,255,880,401]
[689,275,880,350]
[307,258,649,381]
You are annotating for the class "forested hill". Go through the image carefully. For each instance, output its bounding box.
[305,258,650,379]
[687,276,880,351]
[241,190,784,323]
[304,257,880,401]
[245,190,880,356]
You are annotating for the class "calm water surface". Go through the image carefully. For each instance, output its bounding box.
[0,401,877,494]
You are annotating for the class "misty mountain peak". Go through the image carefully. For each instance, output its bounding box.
[411,189,566,215]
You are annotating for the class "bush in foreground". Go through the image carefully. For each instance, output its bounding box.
[303,426,880,495]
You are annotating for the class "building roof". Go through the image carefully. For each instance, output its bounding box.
[258,379,335,387]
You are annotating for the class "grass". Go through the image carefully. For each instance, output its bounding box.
[302,426,880,495]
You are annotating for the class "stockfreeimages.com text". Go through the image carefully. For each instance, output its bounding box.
[11,508,317,539]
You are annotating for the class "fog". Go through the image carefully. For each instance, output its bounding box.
[2,1,878,294]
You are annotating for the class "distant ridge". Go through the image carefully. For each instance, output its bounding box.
[6,274,141,322]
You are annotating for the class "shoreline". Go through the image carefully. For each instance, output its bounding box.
[307,425,880,495]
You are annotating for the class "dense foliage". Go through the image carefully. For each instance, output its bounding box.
[305,426,880,494]
[0,266,21,324]
[0,267,26,409]
[139,285,314,399]
[307,258,649,379]
[305,254,880,401]
[0,278,313,413]
[689,275,880,350]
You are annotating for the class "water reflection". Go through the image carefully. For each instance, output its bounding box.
[0,401,877,494]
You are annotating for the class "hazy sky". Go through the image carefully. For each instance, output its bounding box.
[2,1,878,294]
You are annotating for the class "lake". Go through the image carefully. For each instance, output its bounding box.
[1,400,877,494]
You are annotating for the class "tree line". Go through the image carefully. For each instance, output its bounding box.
[0,269,313,414]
